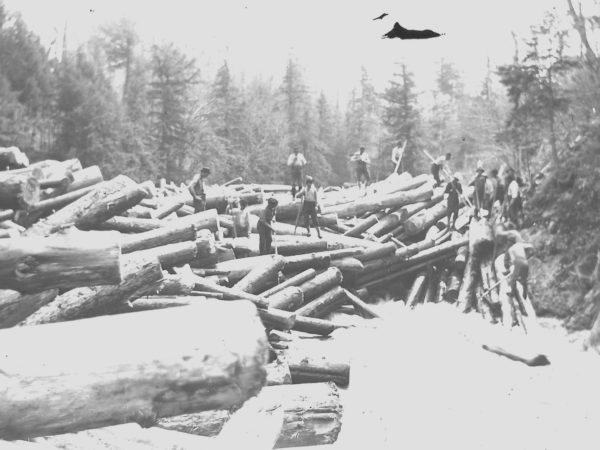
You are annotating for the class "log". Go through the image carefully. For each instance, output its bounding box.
[356,242,396,262]
[172,208,219,232]
[295,285,347,318]
[468,218,494,259]
[0,146,28,169]
[479,254,500,306]
[285,353,350,387]
[330,257,364,275]
[343,289,381,319]
[406,271,428,308]
[113,296,202,313]
[151,198,184,220]
[158,382,342,448]
[284,252,331,273]
[120,222,197,253]
[404,201,448,236]
[297,267,344,303]
[20,255,164,325]
[456,250,478,313]
[257,307,297,331]
[267,286,304,311]
[0,172,40,210]
[121,204,153,218]
[266,358,293,386]
[205,255,275,283]
[0,289,58,329]
[445,270,462,303]
[343,211,386,237]
[0,302,268,439]
[234,255,286,294]
[132,240,198,269]
[262,268,317,297]
[0,231,122,293]
[155,273,196,296]
[272,238,329,256]
[25,175,148,236]
[494,254,515,328]
[0,209,14,222]
[191,275,269,308]
[94,216,164,233]
[292,316,342,336]
[60,164,103,194]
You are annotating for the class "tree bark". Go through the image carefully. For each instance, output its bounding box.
[0,173,40,210]
[262,268,317,297]
[0,302,268,440]
[356,242,396,262]
[41,165,103,200]
[403,201,448,236]
[234,255,286,294]
[20,255,164,325]
[284,353,350,387]
[292,315,343,336]
[94,216,164,233]
[267,286,304,311]
[284,252,331,273]
[297,267,344,303]
[295,285,347,318]
[343,289,380,319]
[121,222,197,253]
[0,231,122,293]
[343,211,386,237]
[330,257,364,275]
[25,175,149,237]
[0,289,58,329]
[172,208,220,232]
[406,271,428,308]
[272,238,329,256]
[158,382,342,448]
[132,240,198,269]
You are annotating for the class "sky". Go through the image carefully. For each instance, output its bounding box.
[3,0,575,102]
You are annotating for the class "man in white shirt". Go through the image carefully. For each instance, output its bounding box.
[507,175,523,228]
[350,146,371,189]
[287,146,307,198]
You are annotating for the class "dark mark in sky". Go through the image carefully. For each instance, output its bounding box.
[372,13,389,21]
[382,22,443,40]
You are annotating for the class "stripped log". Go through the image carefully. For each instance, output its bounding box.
[262,268,317,297]
[267,286,304,311]
[234,255,285,294]
[272,238,328,256]
[158,382,342,448]
[0,231,122,293]
[121,222,197,253]
[0,289,58,329]
[456,251,477,313]
[0,302,268,440]
[295,285,347,318]
[0,172,40,210]
[343,211,386,237]
[297,267,344,303]
[94,216,164,233]
[20,256,164,325]
[404,201,448,236]
[356,242,396,262]
[151,199,184,220]
[25,175,148,236]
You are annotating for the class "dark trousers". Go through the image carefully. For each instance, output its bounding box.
[193,197,206,213]
[447,203,459,229]
[258,227,273,255]
[474,189,485,218]
[291,168,302,197]
[356,164,370,185]
[508,198,522,228]
[509,263,529,300]
[302,200,320,236]
[431,164,441,186]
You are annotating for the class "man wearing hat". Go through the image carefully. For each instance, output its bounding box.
[295,175,322,238]
[444,172,463,230]
[258,197,278,255]
[189,167,211,213]
[287,146,307,198]
[503,241,534,300]
[469,161,487,219]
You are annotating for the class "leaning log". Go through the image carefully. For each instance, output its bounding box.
[0,231,122,293]
[456,251,478,313]
[121,222,197,254]
[297,267,344,303]
[0,302,268,440]
[234,255,286,294]
[172,208,220,232]
[20,256,164,325]
[405,271,428,308]
[494,254,515,328]
[262,268,317,297]
[343,289,381,319]
[25,175,148,236]
[0,172,40,210]
[295,285,347,318]
[158,382,342,448]
[0,289,58,329]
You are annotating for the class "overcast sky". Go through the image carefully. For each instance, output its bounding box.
[4,0,578,101]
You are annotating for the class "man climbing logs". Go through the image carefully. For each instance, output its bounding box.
[295,175,322,238]
[430,152,451,187]
[188,167,210,213]
[287,146,307,198]
[350,146,371,191]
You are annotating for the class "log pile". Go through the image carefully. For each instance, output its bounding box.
[0,148,540,448]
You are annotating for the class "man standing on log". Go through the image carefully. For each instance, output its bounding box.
[506,175,523,228]
[431,152,451,187]
[444,173,462,230]
[295,175,322,238]
[391,142,405,174]
[469,162,487,219]
[232,198,251,239]
[350,146,371,191]
[503,242,534,300]
[258,197,278,255]
[189,167,210,213]
[287,146,307,198]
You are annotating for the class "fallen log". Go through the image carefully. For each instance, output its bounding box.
[494,254,516,328]
[0,172,40,210]
[292,315,344,336]
[330,257,364,275]
[404,201,448,236]
[151,198,184,220]
[0,302,268,440]
[267,286,304,311]
[297,267,344,303]
[285,353,350,387]
[284,252,331,273]
[234,255,285,294]
[406,271,428,308]
[20,255,164,325]
[456,250,477,313]
[158,382,342,448]
[266,358,293,386]
[121,222,197,254]
[272,238,329,256]
[445,270,462,303]
[481,343,550,367]
[343,289,381,319]
[172,208,220,232]
[132,240,198,269]
[56,164,103,195]
[0,289,58,329]
[0,209,14,222]
[0,146,28,169]
[356,242,396,262]
[94,216,164,233]
[113,296,203,313]
[155,273,196,296]
[25,175,148,236]
[343,211,386,237]
[205,254,275,283]
[479,254,500,307]
[262,268,317,297]
[295,285,347,318]
[122,204,153,218]
[0,231,122,293]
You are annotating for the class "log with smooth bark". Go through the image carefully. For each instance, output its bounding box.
[151,199,184,220]
[158,382,342,448]
[257,307,297,330]
[404,201,448,236]
[297,267,344,303]
[272,238,329,256]
[267,286,304,311]
[283,252,331,273]
[120,222,197,253]
[0,289,58,329]
[20,256,164,325]
[406,271,428,308]
[292,315,344,336]
[343,289,381,319]
[0,231,122,293]
[172,208,220,232]
[356,242,396,262]
[331,257,364,275]
[191,275,269,308]
[494,254,515,328]
[295,285,347,318]
[456,251,478,313]
[234,255,286,294]
[343,211,386,237]
[208,255,275,283]
[262,268,317,297]
[94,216,164,233]
[285,353,350,387]
[25,175,148,236]
[0,172,40,210]
[132,240,198,269]
[0,302,268,440]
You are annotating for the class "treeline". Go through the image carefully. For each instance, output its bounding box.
[0,2,518,186]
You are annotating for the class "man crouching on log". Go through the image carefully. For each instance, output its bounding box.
[258,197,278,255]
[295,175,322,239]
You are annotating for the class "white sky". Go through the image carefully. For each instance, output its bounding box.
[3,0,580,102]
